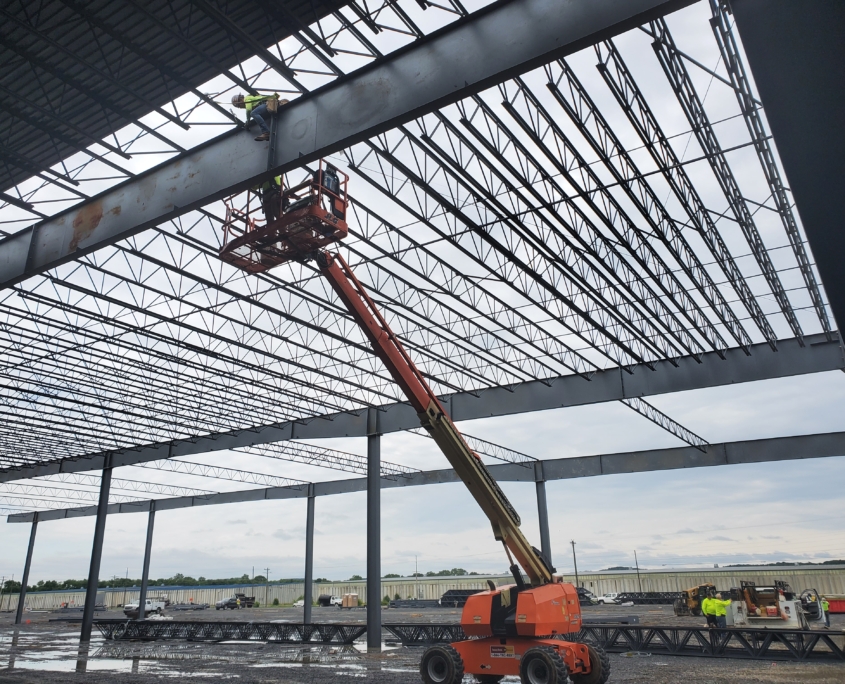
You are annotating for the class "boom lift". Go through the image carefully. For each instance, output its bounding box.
[219,164,608,684]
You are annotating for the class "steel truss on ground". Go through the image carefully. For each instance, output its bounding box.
[576,624,845,662]
[94,619,367,644]
[383,622,845,662]
[0,0,839,511]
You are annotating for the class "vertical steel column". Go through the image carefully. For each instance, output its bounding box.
[137,501,156,620]
[366,408,381,650]
[79,458,113,644]
[14,513,38,625]
[533,462,553,569]
[303,485,315,624]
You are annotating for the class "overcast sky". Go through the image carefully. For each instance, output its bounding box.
[1,1,844,586]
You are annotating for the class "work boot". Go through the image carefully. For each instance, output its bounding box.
[254,132,270,141]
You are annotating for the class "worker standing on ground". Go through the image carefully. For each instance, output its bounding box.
[701,594,718,628]
[714,593,731,628]
[822,596,830,628]
[231,93,289,141]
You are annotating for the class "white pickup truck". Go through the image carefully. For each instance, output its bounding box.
[123,598,166,618]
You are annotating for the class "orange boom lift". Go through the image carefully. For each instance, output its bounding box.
[219,165,608,684]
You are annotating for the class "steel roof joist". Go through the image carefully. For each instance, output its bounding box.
[9,429,845,523]
[0,0,696,291]
[1,332,840,484]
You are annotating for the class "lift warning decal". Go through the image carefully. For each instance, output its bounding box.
[490,646,515,658]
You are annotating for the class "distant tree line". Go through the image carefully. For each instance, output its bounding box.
[726,560,845,568]
[0,573,304,594]
[379,568,481,580]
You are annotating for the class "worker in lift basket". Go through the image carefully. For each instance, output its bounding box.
[231,93,289,141]
[255,175,283,223]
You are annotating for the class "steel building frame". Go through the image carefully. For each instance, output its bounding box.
[0,0,842,656]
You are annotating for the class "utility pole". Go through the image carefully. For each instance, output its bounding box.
[121,568,128,608]
[570,541,579,589]
[634,551,642,593]
[264,567,271,608]
[415,556,420,599]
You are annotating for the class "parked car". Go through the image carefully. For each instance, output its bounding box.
[577,587,599,606]
[215,593,255,610]
[292,599,305,608]
[597,592,621,605]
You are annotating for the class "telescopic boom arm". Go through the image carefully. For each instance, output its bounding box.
[317,251,553,586]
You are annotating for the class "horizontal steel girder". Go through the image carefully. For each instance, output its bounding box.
[8,429,845,523]
[0,0,694,290]
[1,333,841,484]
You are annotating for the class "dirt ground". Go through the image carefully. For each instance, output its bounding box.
[1,604,843,683]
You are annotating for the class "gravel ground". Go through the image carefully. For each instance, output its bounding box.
[1,605,843,683]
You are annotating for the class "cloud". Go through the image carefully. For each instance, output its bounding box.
[706,536,734,542]
[227,519,247,525]
[761,535,782,540]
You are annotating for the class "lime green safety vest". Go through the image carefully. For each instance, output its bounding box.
[243,94,272,116]
[822,599,829,612]
[714,599,731,617]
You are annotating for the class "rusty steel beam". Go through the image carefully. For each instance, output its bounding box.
[0,0,694,290]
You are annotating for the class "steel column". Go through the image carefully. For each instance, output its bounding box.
[137,500,156,620]
[366,409,381,650]
[304,486,315,624]
[533,463,552,569]
[13,513,37,624]
[79,460,113,644]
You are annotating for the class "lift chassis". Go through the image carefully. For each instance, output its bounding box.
[219,164,607,684]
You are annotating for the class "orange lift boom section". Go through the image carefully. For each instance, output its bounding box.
[218,164,606,684]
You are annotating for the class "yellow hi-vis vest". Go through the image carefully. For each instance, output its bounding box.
[714,599,731,617]
[701,597,716,616]
[243,94,272,116]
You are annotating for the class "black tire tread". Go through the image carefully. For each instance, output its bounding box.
[520,646,571,684]
[421,644,464,684]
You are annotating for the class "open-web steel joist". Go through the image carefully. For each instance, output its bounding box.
[0,0,841,515]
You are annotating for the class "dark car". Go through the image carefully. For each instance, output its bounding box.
[215,593,255,610]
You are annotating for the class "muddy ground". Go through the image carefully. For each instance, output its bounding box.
[1,604,842,683]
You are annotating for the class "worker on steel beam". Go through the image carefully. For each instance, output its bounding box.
[231,93,289,141]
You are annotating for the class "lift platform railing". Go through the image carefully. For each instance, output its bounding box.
[219,160,349,272]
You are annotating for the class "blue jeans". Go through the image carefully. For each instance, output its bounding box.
[716,616,726,628]
[250,103,270,133]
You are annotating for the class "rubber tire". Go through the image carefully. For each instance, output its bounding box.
[691,607,702,617]
[420,644,464,684]
[570,644,610,684]
[520,647,571,684]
